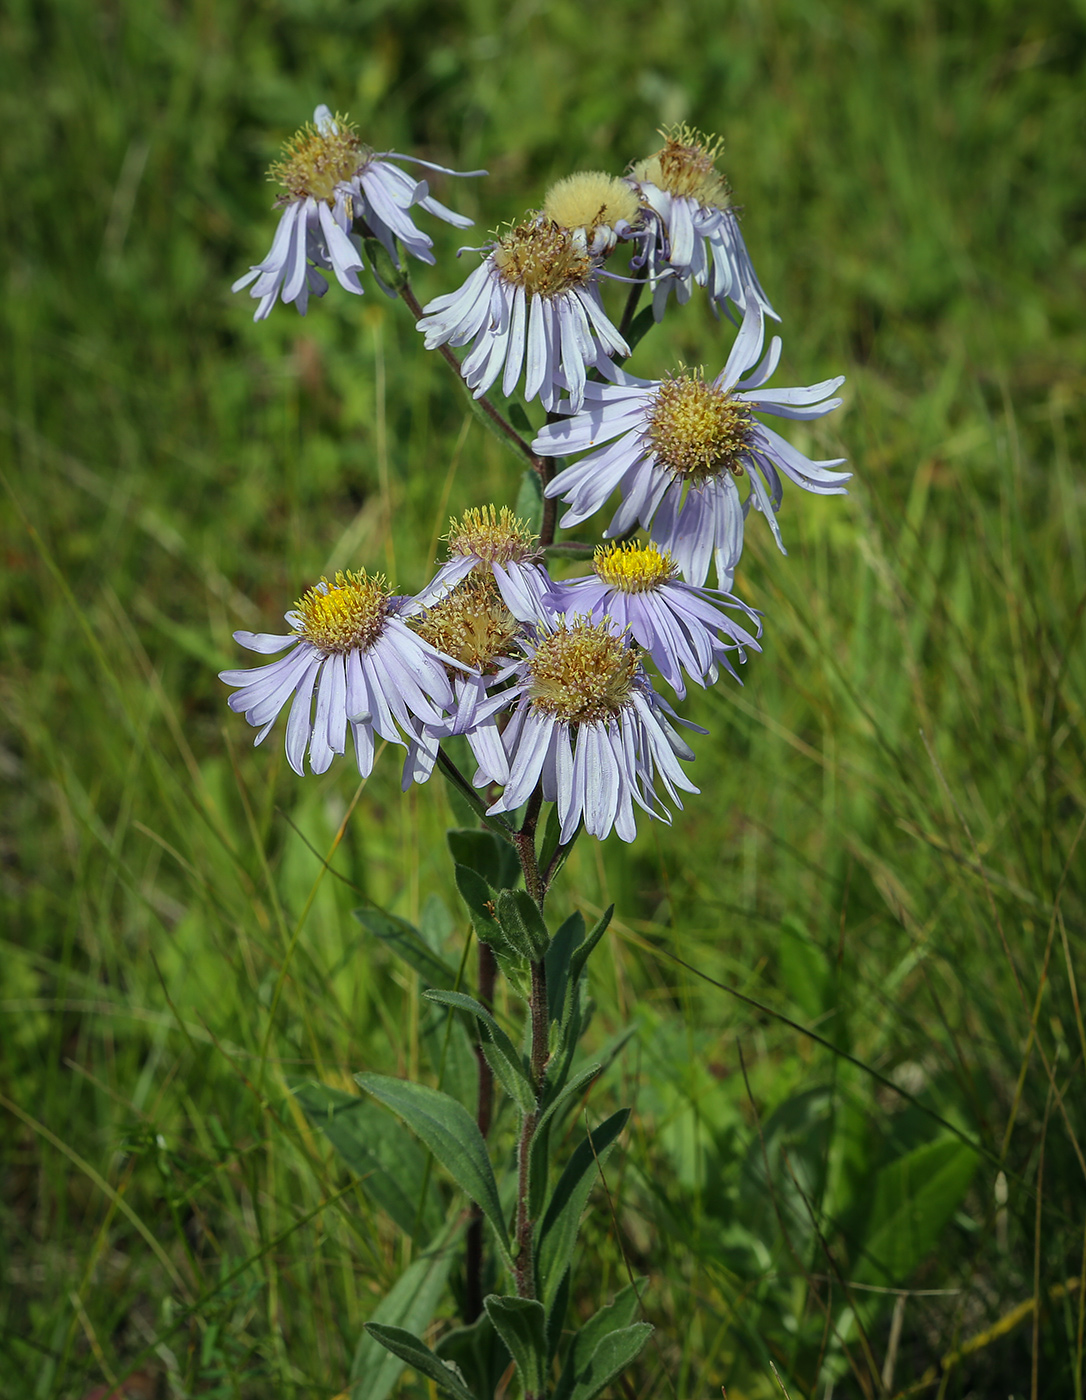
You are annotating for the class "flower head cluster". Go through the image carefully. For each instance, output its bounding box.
[417,214,629,413]
[625,125,776,323]
[535,300,848,587]
[233,105,483,320]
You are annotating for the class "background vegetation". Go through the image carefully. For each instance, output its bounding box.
[2,0,1085,1395]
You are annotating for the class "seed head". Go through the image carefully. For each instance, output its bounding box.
[528,619,638,724]
[446,505,540,566]
[631,124,730,210]
[269,114,364,205]
[492,217,594,299]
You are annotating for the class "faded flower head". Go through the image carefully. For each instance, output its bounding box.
[543,171,642,256]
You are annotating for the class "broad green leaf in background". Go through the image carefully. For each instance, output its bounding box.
[436,1312,511,1400]
[483,1295,547,1394]
[778,915,832,1022]
[447,828,521,892]
[363,1323,479,1400]
[537,1109,629,1309]
[292,1082,442,1240]
[353,906,457,988]
[350,1248,455,1400]
[553,1281,645,1400]
[357,1073,511,1264]
[853,1136,980,1287]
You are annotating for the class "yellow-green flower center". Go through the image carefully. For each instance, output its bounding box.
[593,541,678,593]
[293,570,389,654]
[412,576,520,673]
[527,620,638,724]
[446,505,539,566]
[645,372,752,484]
[492,217,593,299]
[543,172,641,242]
[631,124,730,210]
[269,115,363,205]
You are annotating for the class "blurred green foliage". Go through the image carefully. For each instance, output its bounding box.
[2,0,1085,1395]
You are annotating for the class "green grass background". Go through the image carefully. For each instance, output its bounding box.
[2,0,1085,1395]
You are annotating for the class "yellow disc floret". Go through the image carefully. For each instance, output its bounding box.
[528,619,638,724]
[631,124,730,210]
[593,540,678,593]
[412,576,521,673]
[543,172,641,240]
[269,114,363,205]
[492,217,594,299]
[446,504,539,566]
[293,569,390,654]
[645,371,753,484]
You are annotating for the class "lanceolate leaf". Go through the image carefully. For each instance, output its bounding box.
[364,1324,479,1400]
[350,1250,455,1400]
[293,1082,441,1240]
[537,1110,629,1309]
[424,989,535,1112]
[553,1281,645,1400]
[545,911,586,1023]
[483,1295,547,1394]
[357,1073,510,1262]
[353,907,457,988]
[566,1324,654,1400]
[447,828,521,891]
[495,887,551,959]
[569,905,614,988]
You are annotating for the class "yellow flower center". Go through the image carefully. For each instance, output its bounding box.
[446,505,539,566]
[543,172,641,241]
[412,576,521,673]
[528,619,638,724]
[269,114,363,205]
[593,541,678,593]
[631,124,730,210]
[293,570,389,654]
[645,372,752,484]
[492,217,593,299]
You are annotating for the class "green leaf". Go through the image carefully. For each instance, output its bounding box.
[360,234,409,293]
[424,989,535,1112]
[538,1111,628,1308]
[854,1137,979,1287]
[508,402,536,438]
[546,912,585,1023]
[538,803,577,886]
[483,1295,547,1393]
[567,1324,653,1400]
[357,1073,510,1261]
[363,1324,479,1400]
[779,916,831,1021]
[623,302,655,357]
[569,905,613,988]
[353,907,456,988]
[350,1250,454,1400]
[435,1313,510,1400]
[536,1062,602,1136]
[496,888,551,959]
[514,466,544,535]
[553,1281,645,1400]
[293,1082,442,1240]
[447,828,521,891]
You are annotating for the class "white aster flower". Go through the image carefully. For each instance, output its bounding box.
[625,124,777,323]
[233,105,483,320]
[548,541,762,699]
[486,616,700,844]
[534,299,849,587]
[416,214,630,413]
[219,569,467,780]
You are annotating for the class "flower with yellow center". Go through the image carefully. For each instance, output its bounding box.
[485,615,699,843]
[543,172,642,256]
[417,210,630,413]
[535,299,848,589]
[234,104,484,321]
[545,542,762,699]
[624,122,777,322]
[416,503,553,625]
[446,505,539,566]
[220,564,470,781]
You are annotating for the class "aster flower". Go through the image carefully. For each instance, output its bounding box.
[542,171,643,258]
[233,105,483,320]
[415,505,554,622]
[219,569,468,780]
[416,215,630,413]
[548,541,762,699]
[486,617,700,844]
[403,571,525,790]
[535,299,849,588]
[625,124,777,323]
